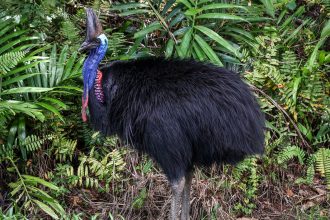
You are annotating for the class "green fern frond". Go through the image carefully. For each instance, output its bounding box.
[75,148,126,191]
[314,148,330,189]
[233,157,259,214]
[20,134,54,152]
[280,50,299,73]
[53,137,77,162]
[305,164,315,184]
[233,157,258,182]
[21,135,43,152]
[60,19,80,45]
[0,51,27,74]
[301,72,327,111]
[0,144,14,160]
[314,133,330,145]
[108,32,127,58]
[277,145,305,165]
[296,163,315,185]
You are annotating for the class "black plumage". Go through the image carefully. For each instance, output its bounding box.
[79,8,264,219]
[88,58,264,181]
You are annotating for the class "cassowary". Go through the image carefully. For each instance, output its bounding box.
[79,8,264,220]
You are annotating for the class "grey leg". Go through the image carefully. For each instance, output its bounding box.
[181,172,193,220]
[170,177,185,220]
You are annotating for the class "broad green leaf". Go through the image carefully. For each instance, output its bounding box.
[7,119,18,147]
[167,6,182,21]
[173,27,190,36]
[292,77,301,106]
[196,13,247,22]
[175,45,184,58]
[0,101,45,121]
[169,14,185,28]
[27,186,54,201]
[259,0,275,18]
[22,175,59,190]
[245,17,272,22]
[20,55,48,63]
[307,19,330,70]
[47,201,65,216]
[10,183,22,196]
[111,3,149,10]
[180,28,193,57]
[11,44,38,53]
[1,87,53,95]
[17,116,26,159]
[224,27,255,42]
[178,0,193,9]
[119,9,151,16]
[195,25,239,57]
[201,3,247,11]
[280,6,305,31]
[2,73,41,87]
[6,60,47,77]
[63,51,83,80]
[0,36,39,54]
[71,56,85,78]
[41,97,68,109]
[192,42,207,61]
[36,102,64,122]
[54,86,82,92]
[0,21,16,39]
[194,34,222,66]
[134,22,162,39]
[33,199,59,220]
[184,8,203,16]
[218,53,240,64]
[161,0,176,16]
[25,45,52,57]
[165,38,175,58]
[277,9,288,25]
[0,30,28,46]
[56,45,68,84]
[283,19,311,45]
[49,44,57,88]
[320,19,330,38]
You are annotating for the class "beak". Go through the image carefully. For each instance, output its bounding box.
[78,41,100,52]
[79,8,103,52]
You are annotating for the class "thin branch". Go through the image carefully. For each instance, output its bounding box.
[250,85,312,151]
[146,0,178,44]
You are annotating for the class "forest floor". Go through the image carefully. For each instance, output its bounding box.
[59,151,330,220]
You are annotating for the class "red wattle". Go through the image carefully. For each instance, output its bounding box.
[82,94,89,122]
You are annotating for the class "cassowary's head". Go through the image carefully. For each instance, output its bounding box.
[79,8,107,52]
[80,8,108,122]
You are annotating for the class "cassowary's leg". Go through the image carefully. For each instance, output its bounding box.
[181,172,192,220]
[170,177,185,220]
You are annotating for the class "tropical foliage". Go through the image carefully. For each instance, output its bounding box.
[0,0,329,219]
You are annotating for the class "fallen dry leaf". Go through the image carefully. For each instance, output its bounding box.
[70,196,81,206]
[315,187,326,195]
[286,188,294,197]
[301,201,316,211]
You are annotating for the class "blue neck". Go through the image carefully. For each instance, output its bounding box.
[82,35,108,99]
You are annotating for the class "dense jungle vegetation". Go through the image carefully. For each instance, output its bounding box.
[0,0,329,219]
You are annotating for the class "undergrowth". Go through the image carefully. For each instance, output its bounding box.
[0,0,329,219]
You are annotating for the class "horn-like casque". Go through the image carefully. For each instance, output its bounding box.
[79,8,103,52]
[85,8,103,41]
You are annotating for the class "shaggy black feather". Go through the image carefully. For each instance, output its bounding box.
[88,57,265,181]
